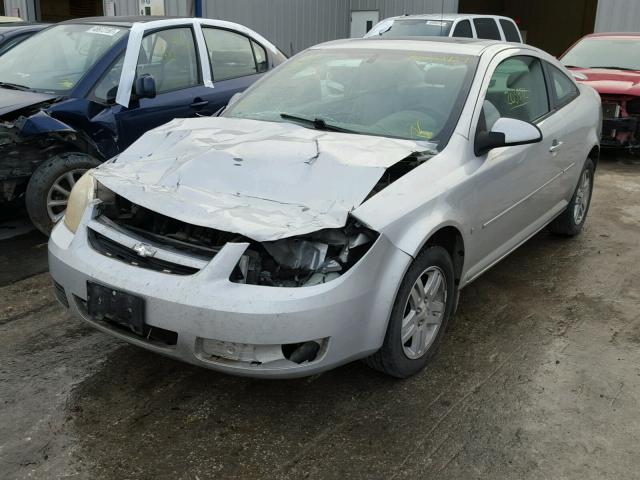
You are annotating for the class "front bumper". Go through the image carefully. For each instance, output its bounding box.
[48,204,411,378]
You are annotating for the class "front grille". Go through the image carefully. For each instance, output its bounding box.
[100,194,240,259]
[602,102,621,119]
[53,281,69,308]
[88,229,199,275]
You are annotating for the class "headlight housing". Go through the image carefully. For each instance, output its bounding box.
[63,170,96,233]
[230,218,379,287]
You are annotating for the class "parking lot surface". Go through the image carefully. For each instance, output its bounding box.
[1,156,639,480]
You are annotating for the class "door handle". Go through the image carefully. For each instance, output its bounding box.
[190,98,209,108]
[549,140,563,153]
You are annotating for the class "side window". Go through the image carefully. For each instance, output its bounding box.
[202,28,259,81]
[473,18,501,40]
[137,27,199,94]
[483,56,549,126]
[252,40,269,73]
[93,54,124,102]
[499,19,521,42]
[548,64,579,108]
[452,20,473,38]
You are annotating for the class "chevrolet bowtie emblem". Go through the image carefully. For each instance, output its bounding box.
[133,243,157,258]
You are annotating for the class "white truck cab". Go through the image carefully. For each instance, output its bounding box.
[365,14,523,43]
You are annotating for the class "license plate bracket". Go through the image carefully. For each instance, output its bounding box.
[87,282,145,335]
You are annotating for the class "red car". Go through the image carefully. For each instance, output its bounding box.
[561,32,640,151]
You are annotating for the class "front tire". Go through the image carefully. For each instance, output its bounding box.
[550,158,595,236]
[364,246,456,378]
[25,152,101,235]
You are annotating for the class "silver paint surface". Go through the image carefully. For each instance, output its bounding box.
[94,117,432,241]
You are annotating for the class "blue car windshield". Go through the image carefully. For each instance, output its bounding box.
[0,24,128,93]
[225,48,477,146]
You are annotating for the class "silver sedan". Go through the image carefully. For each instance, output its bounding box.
[48,38,601,378]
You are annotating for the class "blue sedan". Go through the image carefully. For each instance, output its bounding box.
[0,16,286,233]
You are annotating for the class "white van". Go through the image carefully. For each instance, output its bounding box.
[364,14,523,43]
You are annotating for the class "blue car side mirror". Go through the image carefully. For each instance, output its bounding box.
[134,74,157,100]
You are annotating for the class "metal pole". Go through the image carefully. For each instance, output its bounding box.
[195,0,203,17]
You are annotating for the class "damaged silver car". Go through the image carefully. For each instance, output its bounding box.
[49,38,601,378]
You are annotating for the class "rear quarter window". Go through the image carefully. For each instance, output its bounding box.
[547,63,580,108]
[452,20,473,38]
[499,19,521,42]
[473,18,501,40]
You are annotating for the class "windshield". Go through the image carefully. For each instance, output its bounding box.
[561,37,640,71]
[225,48,477,147]
[0,24,127,93]
[368,19,453,38]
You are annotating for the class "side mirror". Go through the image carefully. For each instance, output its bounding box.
[475,117,542,156]
[133,74,157,99]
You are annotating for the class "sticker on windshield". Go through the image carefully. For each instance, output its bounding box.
[426,21,447,26]
[87,25,121,36]
[411,120,434,140]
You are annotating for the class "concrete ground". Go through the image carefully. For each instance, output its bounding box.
[1,156,639,480]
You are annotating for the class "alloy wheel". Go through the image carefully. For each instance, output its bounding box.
[573,169,592,225]
[401,266,447,359]
[46,169,86,223]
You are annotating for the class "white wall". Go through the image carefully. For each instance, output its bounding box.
[103,0,138,16]
[350,0,458,19]
[595,0,640,32]
[4,0,31,19]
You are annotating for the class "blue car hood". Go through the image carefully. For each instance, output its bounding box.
[0,87,57,117]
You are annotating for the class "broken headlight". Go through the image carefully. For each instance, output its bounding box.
[63,170,96,233]
[231,219,378,287]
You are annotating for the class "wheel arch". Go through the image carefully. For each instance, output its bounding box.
[416,224,466,287]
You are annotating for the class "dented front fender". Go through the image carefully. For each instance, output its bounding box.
[17,110,76,137]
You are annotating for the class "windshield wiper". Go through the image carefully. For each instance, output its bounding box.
[280,113,360,134]
[0,81,30,91]
[589,66,638,71]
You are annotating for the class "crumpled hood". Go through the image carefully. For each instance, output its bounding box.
[0,87,57,117]
[93,117,433,241]
[569,67,640,96]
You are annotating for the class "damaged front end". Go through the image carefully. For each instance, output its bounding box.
[96,189,378,287]
[0,108,89,204]
[600,95,640,150]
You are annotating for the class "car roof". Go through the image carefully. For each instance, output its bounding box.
[59,16,186,27]
[0,22,48,33]
[313,36,514,56]
[387,13,516,22]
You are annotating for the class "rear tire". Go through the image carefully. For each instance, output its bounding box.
[549,158,594,236]
[364,246,456,378]
[25,152,100,235]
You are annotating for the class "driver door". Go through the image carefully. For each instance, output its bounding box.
[465,54,559,280]
[98,26,218,150]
